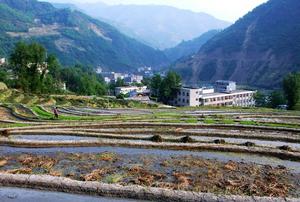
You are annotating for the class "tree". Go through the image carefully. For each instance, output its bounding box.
[268,91,286,108]
[254,91,267,107]
[60,65,107,96]
[150,71,181,104]
[0,69,8,84]
[115,78,125,87]
[150,74,162,97]
[10,42,51,93]
[283,72,300,110]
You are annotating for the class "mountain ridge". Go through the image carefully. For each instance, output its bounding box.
[0,0,168,72]
[173,0,300,88]
[76,2,230,49]
[164,30,220,62]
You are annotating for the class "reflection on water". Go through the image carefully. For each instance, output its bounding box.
[192,136,300,149]
[10,135,99,141]
[0,187,144,202]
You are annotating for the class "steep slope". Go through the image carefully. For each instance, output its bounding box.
[173,0,300,88]
[0,0,167,72]
[77,3,230,49]
[164,30,220,62]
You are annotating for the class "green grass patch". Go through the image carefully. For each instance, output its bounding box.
[220,119,235,124]
[0,123,31,128]
[185,118,198,124]
[104,174,124,184]
[203,118,217,124]
[239,120,259,126]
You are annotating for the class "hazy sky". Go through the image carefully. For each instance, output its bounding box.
[47,0,269,22]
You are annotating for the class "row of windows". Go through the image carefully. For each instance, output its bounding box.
[178,92,190,96]
[203,94,253,103]
[178,98,189,103]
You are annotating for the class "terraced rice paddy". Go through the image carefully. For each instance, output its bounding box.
[0,104,300,201]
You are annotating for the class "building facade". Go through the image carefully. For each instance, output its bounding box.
[215,80,237,93]
[172,81,255,107]
[201,90,255,107]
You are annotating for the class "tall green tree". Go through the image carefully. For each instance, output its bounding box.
[150,74,162,97]
[268,91,286,108]
[150,71,181,104]
[254,91,267,107]
[283,72,300,110]
[10,42,49,93]
[61,65,107,96]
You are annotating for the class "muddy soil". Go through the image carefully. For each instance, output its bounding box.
[0,149,299,198]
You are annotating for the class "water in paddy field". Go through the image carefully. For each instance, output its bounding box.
[192,136,300,149]
[10,135,100,141]
[1,146,300,173]
[0,187,145,202]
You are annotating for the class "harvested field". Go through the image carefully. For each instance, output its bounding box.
[0,104,300,201]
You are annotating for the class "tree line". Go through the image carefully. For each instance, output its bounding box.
[0,42,107,96]
[0,41,299,110]
[254,72,300,110]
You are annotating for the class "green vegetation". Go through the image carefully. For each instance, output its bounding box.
[254,90,286,109]
[0,123,31,128]
[10,42,61,94]
[203,118,217,124]
[268,91,286,109]
[283,72,300,110]
[150,71,181,104]
[0,0,167,71]
[104,174,124,184]
[7,42,108,96]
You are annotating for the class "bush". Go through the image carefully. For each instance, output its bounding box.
[0,82,7,90]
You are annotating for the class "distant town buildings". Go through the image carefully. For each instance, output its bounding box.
[124,74,143,84]
[0,58,6,66]
[137,66,153,77]
[172,81,255,107]
[98,66,155,85]
[115,86,149,97]
[100,71,144,84]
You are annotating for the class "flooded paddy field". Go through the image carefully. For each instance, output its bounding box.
[0,146,300,198]
[1,105,300,200]
[10,135,100,142]
[0,187,143,202]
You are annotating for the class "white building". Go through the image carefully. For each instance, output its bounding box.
[175,87,214,107]
[115,86,148,97]
[215,80,237,93]
[201,90,255,107]
[172,81,255,107]
[101,72,127,83]
[0,58,6,66]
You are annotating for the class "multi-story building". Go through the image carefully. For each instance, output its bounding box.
[172,81,255,107]
[201,90,255,107]
[175,87,215,107]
